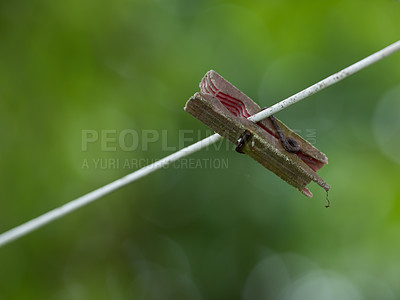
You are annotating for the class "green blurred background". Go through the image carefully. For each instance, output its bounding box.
[1,0,400,299]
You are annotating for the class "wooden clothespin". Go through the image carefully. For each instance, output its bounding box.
[185,70,330,201]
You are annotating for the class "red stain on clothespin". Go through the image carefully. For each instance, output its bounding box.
[185,70,330,200]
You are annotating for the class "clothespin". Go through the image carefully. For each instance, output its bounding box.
[185,70,330,200]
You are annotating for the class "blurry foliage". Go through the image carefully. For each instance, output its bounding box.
[1,0,400,299]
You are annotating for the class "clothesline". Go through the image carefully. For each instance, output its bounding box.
[1,40,399,248]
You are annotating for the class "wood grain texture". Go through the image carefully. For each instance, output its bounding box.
[185,71,330,197]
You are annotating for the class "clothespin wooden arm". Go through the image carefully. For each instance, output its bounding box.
[185,71,330,197]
